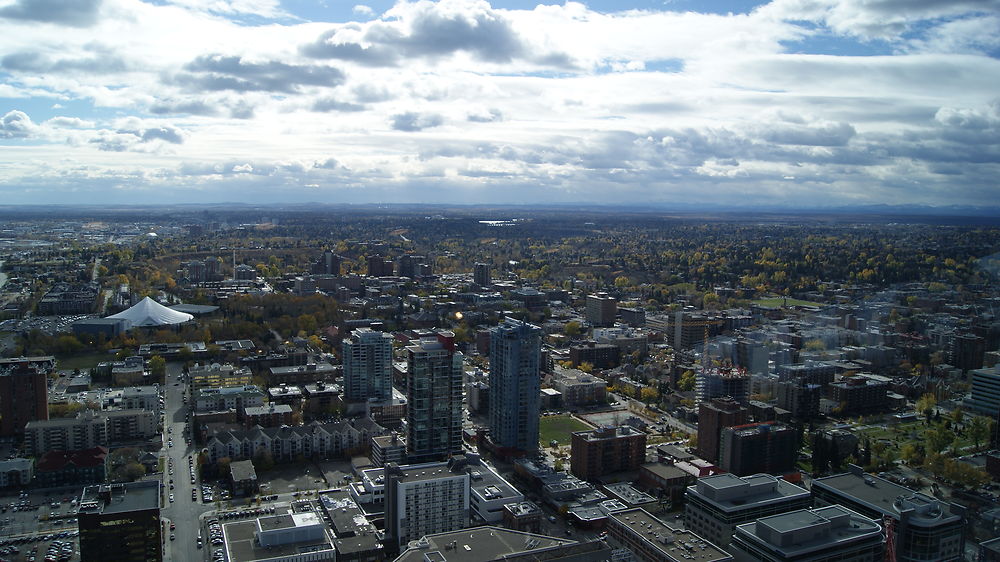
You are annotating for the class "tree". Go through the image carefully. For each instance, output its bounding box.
[916,393,937,425]
[925,427,954,455]
[563,321,582,337]
[554,459,564,472]
[900,442,922,465]
[950,407,964,426]
[148,355,166,380]
[968,416,990,451]
[803,339,825,351]
[640,386,660,403]
[678,370,696,392]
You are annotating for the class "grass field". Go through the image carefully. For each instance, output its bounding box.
[538,415,594,447]
[753,297,824,308]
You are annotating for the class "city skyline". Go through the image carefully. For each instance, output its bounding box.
[1,0,998,207]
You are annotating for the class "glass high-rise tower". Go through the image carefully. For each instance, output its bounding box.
[406,331,464,463]
[489,318,542,455]
[342,328,393,403]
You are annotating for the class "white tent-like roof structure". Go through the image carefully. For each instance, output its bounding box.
[107,296,194,327]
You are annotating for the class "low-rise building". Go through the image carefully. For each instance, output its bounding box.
[194,384,266,413]
[684,473,812,548]
[730,505,884,562]
[393,526,609,562]
[550,368,607,408]
[607,508,732,562]
[229,460,258,497]
[33,447,108,488]
[811,465,966,562]
[570,425,646,481]
[243,403,294,428]
[0,458,33,488]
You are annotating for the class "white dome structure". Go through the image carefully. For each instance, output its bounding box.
[107,296,194,327]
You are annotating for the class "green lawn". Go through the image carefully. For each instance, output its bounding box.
[752,297,824,308]
[538,415,594,447]
[56,352,112,371]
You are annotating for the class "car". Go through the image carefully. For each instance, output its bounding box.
[169,494,174,502]
[170,533,175,540]
[170,522,175,530]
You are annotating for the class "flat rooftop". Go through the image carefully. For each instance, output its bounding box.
[609,508,732,562]
[812,469,957,521]
[78,481,160,515]
[689,473,809,511]
[224,518,335,562]
[394,527,577,562]
[736,505,882,558]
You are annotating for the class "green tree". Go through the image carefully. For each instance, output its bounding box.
[678,370,696,392]
[968,416,990,451]
[916,393,937,425]
[950,407,964,426]
[563,321,582,337]
[148,355,166,379]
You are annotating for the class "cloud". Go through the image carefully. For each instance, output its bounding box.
[1,110,36,138]
[390,112,444,131]
[175,55,345,93]
[1,50,129,74]
[89,123,186,151]
[466,108,503,123]
[312,97,367,112]
[148,99,220,116]
[157,0,287,19]
[759,121,857,146]
[353,5,374,17]
[45,116,95,128]
[0,0,102,27]
[301,0,568,67]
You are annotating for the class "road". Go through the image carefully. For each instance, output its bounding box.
[159,362,213,561]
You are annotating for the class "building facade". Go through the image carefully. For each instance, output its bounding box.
[697,396,748,463]
[77,481,162,562]
[730,505,884,562]
[570,426,646,481]
[0,358,51,436]
[718,422,798,476]
[585,293,617,328]
[489,318,542,456]
[405,331,464,463]
[342,328,393,403]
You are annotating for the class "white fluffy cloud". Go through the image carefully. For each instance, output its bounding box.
[0,0,998,206]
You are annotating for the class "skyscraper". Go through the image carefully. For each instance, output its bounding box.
[489,318,542,455]
[0,358,51,436]
[343,328,393,403]
[78,481,162,562]
[406,331,464,463]
[696,396,748,463]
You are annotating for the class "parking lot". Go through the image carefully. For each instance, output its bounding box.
[256,462,340,496]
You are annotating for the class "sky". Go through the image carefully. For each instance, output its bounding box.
[1,0,999,208]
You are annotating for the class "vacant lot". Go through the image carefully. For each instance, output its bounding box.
[538,415,594,447]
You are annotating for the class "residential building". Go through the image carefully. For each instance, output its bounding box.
[619,307,646,328]
[371,433,406,467]
[78,481,162,562]
[569,341,621,369]
[0,358,50,436]
[0,458,33,488]
[269,362,338,386]
[735,338,769,375]
[229,460,258,497]
[405,331,464,463]
[302,381,343,417]
[189,362,254,390]
[607,508,732,562]
[367,255,394,277]
[343,328,393,403]
[586,292,617,327]
[811,465,966,562]
[697,397,748,463]
[34,447,108,488]
[204,418,385,464]
[396,254,427,278]
[502,501,542,534]
[672,310,723,350]
[828,376,890,415]
[638,462,693,505]
[696,367,750,406]
[570,426,646,481]
[684,473,812,548]
[775,379,821,420]
[243,403,294,428]
[194,384,266,413]
[730,505,884,562]
[718,422,798,476]
[473,262,491,287]
[24,409,107,456]
[488,318,542,456]
[550,368,607,408]
[383,459,471,553]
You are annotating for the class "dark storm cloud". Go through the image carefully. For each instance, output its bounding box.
[175,55,345,93]
[0,0,102,27]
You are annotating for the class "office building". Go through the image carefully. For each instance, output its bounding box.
[569,341,621,369]
[474,262,492,287]
[607,508,732,562]
[586,292,617,327]
[502,501,543,534]
[718,422,798,476]
[0,358,50,436]
[730,505,884,562]
[384,460,471,553]
[78,481,162,562]
[684,473,812,548]
[619,307,646,328]
[811,465,965,562]
[570,425,646,481]
[550,368,607,407]
[489,318,542,456]
[673,310,724,350]
[343,328,393,403]
[968,366,1000,416]
[406,331,464,463]
[393,526,608,562]
[828,376,890,415]
[696,367,750,406]
[222,511,336,562]
[696,397,748,463]
[735,338,769,375]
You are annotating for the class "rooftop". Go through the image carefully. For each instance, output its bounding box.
[78,481,160,515]
[608,508,732,562]
[812,467,960,522]
[224,517,335,562]
[394,526,577,562]
[734,505,882,558]
[688,473,809,511]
